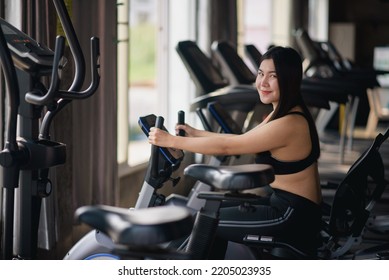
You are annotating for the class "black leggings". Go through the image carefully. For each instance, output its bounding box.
[210,188,322,258]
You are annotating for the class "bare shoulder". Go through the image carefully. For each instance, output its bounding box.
[266,113,310,144]
[270,112,308,129]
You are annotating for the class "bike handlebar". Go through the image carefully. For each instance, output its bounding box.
[0,24,19,153]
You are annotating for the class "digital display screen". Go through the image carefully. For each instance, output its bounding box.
[1,24,32,43]
[0,18,54,72]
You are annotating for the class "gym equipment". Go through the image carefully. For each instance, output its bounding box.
[75,163,275,259]
[177,110,186,136]
[294,29,382,163]
[75,204,193,259]
[244,44,262,70]
[66,112,274,259]
[73,115,275,259]
[211,41,256,86]
[0,0,100,259]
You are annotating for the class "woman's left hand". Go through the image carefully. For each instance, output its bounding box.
[148,127,172,147]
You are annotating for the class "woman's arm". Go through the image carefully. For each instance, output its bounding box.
[149,116,295,156]
[175,123,235,137]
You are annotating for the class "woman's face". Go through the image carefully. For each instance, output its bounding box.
[255,58,280,107]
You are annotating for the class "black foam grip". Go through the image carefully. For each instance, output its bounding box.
[178,110,185,136]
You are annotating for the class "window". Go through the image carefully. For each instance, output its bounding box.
[239,0,272,55]
[117,0,162,166]
[117,0,195,167]
[128,0,160,166]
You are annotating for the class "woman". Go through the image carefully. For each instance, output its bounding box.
[148,46,322,257]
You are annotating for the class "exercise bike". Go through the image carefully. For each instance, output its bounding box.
[71,115,275,259]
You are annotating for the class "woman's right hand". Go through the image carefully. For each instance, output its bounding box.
[175,123,198,137]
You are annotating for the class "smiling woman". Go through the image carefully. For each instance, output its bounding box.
[148,46,323,257]
[256,59,280,106]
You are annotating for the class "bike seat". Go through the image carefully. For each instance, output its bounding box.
[75,205,193,246]
[184,164,274,191]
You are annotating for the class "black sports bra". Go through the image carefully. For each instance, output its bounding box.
[255,111,320,175]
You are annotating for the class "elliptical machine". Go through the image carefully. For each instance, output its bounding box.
[0,0,100,259]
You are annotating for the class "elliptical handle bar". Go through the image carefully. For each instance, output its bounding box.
[0,21,20,260]
[24,36,65,106]
[0,24,20,152]
[150,116,164,178]
[39,0,100,139]
[26,35,98,105]
[57,37,100,100]
[53,0,100,97]
[52,0,85,92]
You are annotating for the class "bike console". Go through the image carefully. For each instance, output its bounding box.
[138,114,184,168]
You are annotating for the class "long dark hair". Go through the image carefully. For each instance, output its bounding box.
[260,46,304,120]
[260,46,320,158]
